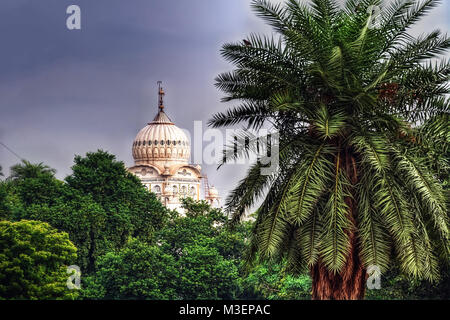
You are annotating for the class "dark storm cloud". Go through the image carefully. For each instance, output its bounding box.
[0,0,251,194]
[0,0,449,201]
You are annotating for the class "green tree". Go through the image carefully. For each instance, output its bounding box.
[82,199,244,300]
[210,0,449,299]
[242,262,312,300]
[157,198,248,261]
[23,192,108,273]
[66,150,168,241]
[365,261,450,300]
[157,198,225,255]
[157,198,243,299]
[8,160,63,207]
[1,162,108,272]
[2,152,169,273]
[82,240,178,300]
[177,242,241,299]
[0,182,10,220]
[0,220,78,300]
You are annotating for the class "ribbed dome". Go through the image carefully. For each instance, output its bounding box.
[132,109,190,165]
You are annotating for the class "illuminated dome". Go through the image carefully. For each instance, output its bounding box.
[132,86,190,166]
[132,110,190,165]
[128,82,220,212]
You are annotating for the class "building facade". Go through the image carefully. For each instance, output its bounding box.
[128,83,219,212]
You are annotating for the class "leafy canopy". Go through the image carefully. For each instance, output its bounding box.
[1,151,169,273]
[0,220,78,300]
[82,199,245,300]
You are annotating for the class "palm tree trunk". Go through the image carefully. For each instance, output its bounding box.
[310,235,367,300]
[310,149,367,300]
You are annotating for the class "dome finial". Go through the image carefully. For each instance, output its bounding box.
[157,81,165,110]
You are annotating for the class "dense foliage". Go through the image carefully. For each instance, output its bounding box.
[82,198,243,300]
[242,262,312,299]
[365,263,450,300]
[0,220,78,300]
[81,240,178,300]
[0,153,448,299]
[0,151,168,273]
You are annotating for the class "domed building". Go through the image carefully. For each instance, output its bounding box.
[206,186,220,207]
[128,82,220,212]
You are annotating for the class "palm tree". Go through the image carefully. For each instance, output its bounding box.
[209,0,449,299]
[8,160,56,180]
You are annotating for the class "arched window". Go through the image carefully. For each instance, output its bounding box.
[173,185,178,194]
[181,186,187,194]
[190,186,196,196]
[152,185,161,194]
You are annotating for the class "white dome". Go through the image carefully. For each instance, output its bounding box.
[132,109,190,164]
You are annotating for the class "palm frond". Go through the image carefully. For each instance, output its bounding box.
[320,149,352,272]
[357,166,392,271]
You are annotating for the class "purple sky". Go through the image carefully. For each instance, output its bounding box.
[1,0,449,201]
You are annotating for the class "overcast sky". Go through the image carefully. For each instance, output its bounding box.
[0,0,449,201]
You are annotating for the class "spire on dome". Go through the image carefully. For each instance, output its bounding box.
[158,81,165,111]
[149,81,173,125]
